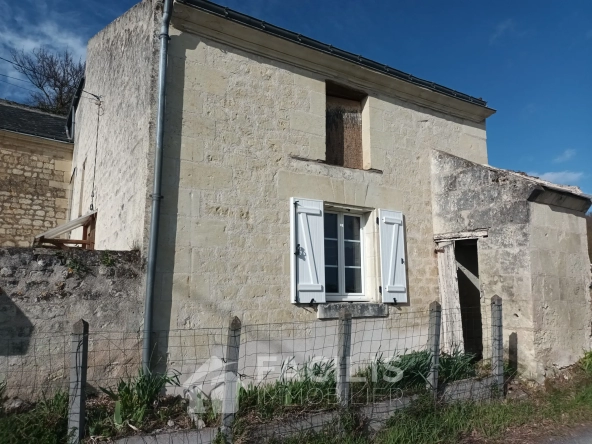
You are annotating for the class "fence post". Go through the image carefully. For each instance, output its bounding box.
[221,316,241,440]
[337,309,352,408]
[427,301,442,398]
[491,295,504,396]
[68,319,89,444]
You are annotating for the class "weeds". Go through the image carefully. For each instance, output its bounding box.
[97,369,180,431]
[100,250,115,266]
[66,256,88,276]
[439,347,476,383]
[0,391,72,444]
[237,358,337,422]
[579,349,592,374]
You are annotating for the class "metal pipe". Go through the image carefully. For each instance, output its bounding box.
[143,0,173,372]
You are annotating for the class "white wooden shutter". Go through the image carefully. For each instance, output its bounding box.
[290,198,326,304]
[379,209,408,304]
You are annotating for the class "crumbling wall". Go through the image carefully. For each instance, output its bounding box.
[530,204,591,378]
[432,150,539,379]
[432,150,592,381]
[0,248,143,398]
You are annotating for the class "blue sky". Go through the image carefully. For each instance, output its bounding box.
[1,0,590,193]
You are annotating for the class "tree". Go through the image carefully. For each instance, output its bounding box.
[10,47,85,115]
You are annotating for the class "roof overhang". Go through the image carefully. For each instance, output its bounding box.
[528,187,591,213]
[173,0,496,123]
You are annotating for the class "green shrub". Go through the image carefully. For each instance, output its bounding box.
[0,391,71,444]
[99,368,180,428]
[439,347,476,383]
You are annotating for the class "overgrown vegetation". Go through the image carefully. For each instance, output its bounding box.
[268,364,592,444]
[235,348,478,436]
[0,391,72,444]
[87,369,183,438]
[100,251,116,267]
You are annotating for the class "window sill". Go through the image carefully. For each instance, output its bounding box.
[290,155,383,174]
[317,303,389,320]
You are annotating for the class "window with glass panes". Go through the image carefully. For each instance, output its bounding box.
[324,212,364,300]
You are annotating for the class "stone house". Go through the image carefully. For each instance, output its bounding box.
[67,0,591,381]
[0,100,72,247]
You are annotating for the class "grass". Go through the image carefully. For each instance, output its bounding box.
[87,368,183,438]
[234,349,478,439]
[0,391,72,444]
[265,364,592,444]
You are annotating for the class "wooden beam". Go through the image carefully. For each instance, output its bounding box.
[434,229,488,242]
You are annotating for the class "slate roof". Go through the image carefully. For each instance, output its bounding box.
[0,99,70,143]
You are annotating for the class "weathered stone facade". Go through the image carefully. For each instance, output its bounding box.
[67,0,591,383]
[0,247,143,397]
[70,0,159,250]
[431,151,591,381]
[0,130,72,247]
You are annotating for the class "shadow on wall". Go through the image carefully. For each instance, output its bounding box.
[149,32,192,372]
[0,289,34,355]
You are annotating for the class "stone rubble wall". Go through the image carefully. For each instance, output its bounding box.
[0,130,72,247]
[0,247,143,398]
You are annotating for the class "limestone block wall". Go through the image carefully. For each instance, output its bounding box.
[530,204,591,378]
[70,0,158,250]
[151,21,491,346]
[0,130,72,247]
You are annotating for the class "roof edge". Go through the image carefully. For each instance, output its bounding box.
[177,0,492,111]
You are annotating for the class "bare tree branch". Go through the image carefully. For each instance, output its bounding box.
[10,47,85,115]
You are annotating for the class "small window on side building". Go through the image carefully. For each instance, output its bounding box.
[325,81,366,169]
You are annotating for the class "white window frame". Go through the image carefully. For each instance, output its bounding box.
[324,211,367,302]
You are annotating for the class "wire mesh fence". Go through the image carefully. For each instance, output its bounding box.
[0,297,504,443]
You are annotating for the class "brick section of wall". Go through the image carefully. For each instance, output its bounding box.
[0,130,72,247]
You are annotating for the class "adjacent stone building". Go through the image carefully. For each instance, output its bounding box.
[0,100,72,247]
[67,0,590,381]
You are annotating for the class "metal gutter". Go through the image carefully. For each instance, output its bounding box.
[143,0,173,373]
[178,0,490,109]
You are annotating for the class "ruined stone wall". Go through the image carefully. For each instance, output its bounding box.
[151,19,490,342]
[0,130,72,247]
[0,248,143,398]
[530,204,591,378]
[71,0,158,250]
[431,150,591,381]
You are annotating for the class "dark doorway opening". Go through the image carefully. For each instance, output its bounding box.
[455,239,483,358]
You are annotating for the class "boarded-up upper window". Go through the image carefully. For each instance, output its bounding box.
[325,82,366,169]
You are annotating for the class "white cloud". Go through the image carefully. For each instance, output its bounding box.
[490,18,515,44]
[553,149,576,163]
[527,171,584,185]
[0,0,87,102]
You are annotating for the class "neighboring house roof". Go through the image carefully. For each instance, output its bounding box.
[0,99,70,143]
[178,0,490,109]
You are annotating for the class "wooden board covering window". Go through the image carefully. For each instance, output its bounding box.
[326,96,363,169]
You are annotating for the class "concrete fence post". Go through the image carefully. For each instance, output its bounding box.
[337,309,352,408]
[68,319,89,444]
[491,295,504,396]
[427,301,442,398]
[221,316,242,440]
